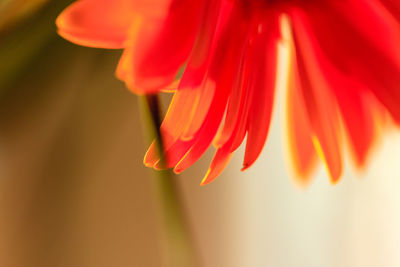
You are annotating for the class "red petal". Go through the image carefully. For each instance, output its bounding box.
[130,0,206,91]
[203,29,253,185]
[213,41,250,148]
[173,6,251,174]
[332,79,376,167]
[178,0,223,91]
[380,0,400,21]
[296,1,400,124]
[242,15,280,170]
[291,11,376,168]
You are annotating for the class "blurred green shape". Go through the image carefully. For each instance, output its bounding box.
[0,0,49,30]
[0,0,72,98]
[139,95,201,267]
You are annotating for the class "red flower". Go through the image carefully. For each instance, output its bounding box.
[57,0,400,185]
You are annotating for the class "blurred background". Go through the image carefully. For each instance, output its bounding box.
[1,1,400,267]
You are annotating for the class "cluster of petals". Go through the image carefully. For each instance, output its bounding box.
[57,0,400,185]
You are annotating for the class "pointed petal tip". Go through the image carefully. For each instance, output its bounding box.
[328,171,342,185]
[290,170,316,189]
[200,178,209,186]
[241,164,250,172]
[143,145,158,168]
[352,160,369,176]
[143,160,154,168]
[143,156,155,168]
[287,153,318,187]
[353,155,367,169]
[173,166,184,174]
[154,159,174,171]
[241,158,257,171]
[200,169,215,185]
[153,165,163,171]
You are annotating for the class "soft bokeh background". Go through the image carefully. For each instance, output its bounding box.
[1,1,400,267]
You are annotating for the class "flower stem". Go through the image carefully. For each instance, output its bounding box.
[140,94,200,267]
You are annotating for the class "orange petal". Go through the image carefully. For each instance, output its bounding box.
[143,88,202,167]
[56,0,145,48]
[285,53,317,184]
[180,81,215,140]
[291,10,343,182]
[201,148,232,185]
[172,79,232,174]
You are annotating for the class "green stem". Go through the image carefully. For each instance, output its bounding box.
[140,94,200,267]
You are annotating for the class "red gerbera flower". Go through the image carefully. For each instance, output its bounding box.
[57,0,400,185]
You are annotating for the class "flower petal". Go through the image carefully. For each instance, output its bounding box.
[173,6,251,174]
[380,0,400,21]
[285,53,317,184]
[201,148,232,185]
[298,1,400,124]
[178,0,223,91]
[129,0,207,92]
[203,26,254,185]
[333,80,376,167]
[143,88,202,167]
[242,15,280,170]
[56,0,164,48]
[291,10,343,182]
[213,41,250,148]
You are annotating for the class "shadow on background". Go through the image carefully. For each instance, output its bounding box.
[0,2,238,267]
[0,2,163,266]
